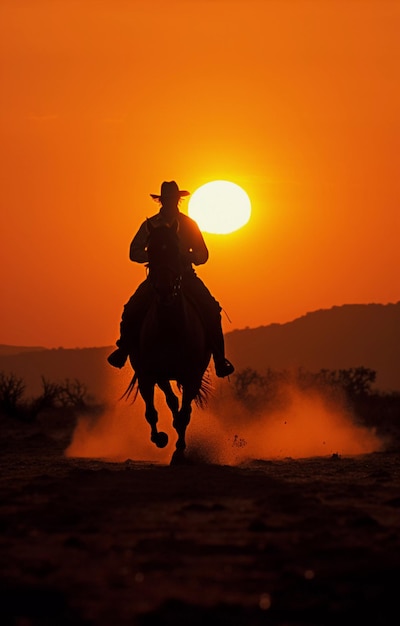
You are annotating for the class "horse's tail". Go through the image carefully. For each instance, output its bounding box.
[121,373,139,402]
[193,368,214,409]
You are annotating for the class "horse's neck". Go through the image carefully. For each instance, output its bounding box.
[157,292,184,321]
[150,291,200,335]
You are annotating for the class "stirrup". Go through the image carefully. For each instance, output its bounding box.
[215,359,235,378]
[107,348,128,369]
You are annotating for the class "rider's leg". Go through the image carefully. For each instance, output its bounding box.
[108,280,153,369]
[208,308,235,378]
[183,273,234,378]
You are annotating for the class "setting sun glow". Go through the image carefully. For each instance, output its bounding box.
[188,181,252,235]
[1,1,399,348]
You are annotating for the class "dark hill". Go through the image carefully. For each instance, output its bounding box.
[1,302,399,396]
[0,345,46,356]
[225,302,400,392]
[0,347,113,400]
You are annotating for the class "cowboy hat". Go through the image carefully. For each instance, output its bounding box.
[150,180,190,200]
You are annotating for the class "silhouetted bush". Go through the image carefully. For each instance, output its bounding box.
[231,366,400,443]
[313,367,377,398]
[233,366,379,407]
[0,371,99,421]
[0,372,27,417]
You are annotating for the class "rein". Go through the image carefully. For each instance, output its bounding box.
[148,263,183,305]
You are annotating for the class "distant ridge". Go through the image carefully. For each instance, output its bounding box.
[225,302,400,391]
[0,347,113,399]
[0,303,399,394]
[0,345,46,356]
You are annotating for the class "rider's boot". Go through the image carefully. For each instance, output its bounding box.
[107,294,147,369]
[107,339,129,369]
[211,324,235,378]
[215,357,235,378]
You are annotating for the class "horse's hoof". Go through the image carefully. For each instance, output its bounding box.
[170,449,189,466]
[151,431,169,448]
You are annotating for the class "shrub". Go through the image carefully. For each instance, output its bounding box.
[0,371,95,420]
[0,372,27,417]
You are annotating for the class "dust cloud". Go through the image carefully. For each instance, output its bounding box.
[189,384,383,465]
[65,376,383,465]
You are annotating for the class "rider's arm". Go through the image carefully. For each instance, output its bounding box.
[129,222,149,263]
[188,220,209,266]
[189,233,209,265]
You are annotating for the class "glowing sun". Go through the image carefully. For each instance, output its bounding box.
[188,180,251,234]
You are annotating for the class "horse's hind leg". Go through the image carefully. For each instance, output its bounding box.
[139,380,168,449]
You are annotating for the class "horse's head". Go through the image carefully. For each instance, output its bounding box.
[146,219,182,304]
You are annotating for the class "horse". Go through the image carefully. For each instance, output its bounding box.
[123,219,212,464]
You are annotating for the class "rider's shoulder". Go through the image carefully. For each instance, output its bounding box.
[144,212,196,229]
[145,214,163,227]
[178,213,198,228]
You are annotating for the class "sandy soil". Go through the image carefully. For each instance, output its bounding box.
[1,409,399,626]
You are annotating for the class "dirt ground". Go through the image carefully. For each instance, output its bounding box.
[1,412,399,626]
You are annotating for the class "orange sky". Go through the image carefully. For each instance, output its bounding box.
[1,0,399,348]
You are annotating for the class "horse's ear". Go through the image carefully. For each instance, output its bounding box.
[146,218,154,233]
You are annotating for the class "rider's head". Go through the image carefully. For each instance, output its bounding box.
[150,181,190,212]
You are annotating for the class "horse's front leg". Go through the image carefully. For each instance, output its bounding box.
[172,388,194,452]
[138,379,168,449]
[157,380,180,419]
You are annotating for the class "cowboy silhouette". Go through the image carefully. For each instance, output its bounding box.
[108,180,235,378]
